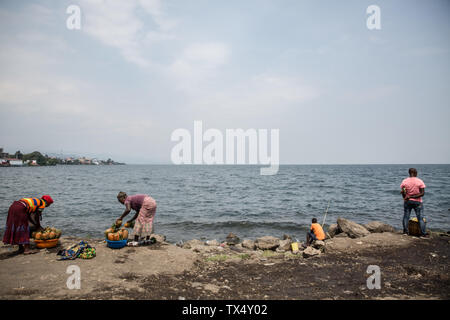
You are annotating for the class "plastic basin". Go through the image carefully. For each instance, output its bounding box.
[106,239,127,249]
[34,239,59,249]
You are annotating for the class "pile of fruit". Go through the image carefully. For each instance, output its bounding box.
[32,227,62,240]
[104,220,130,241]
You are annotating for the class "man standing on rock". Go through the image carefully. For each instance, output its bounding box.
[400,168,428,237]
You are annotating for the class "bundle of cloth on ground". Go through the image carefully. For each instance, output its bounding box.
[57,240,96,260]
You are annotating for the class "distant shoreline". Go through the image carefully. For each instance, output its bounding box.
[0,163,126,167]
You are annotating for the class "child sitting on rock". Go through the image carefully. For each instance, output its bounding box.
[303,218,326,248]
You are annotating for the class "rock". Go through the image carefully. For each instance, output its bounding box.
[255,236,280,250]
[327,224,341,237]
[182,239,204,249]
[334,232,349,238]
[176,240,184,247]
[282,234,292,240]
[278,239,292,251]
[150,234,166,243]
[192,245,214,253]
[229,246,244,253]
[312,240,325,250]
[364,221,396,233]
[302,246,321,258]
[205,239,220,246]
[225,233,240,245]
[242,239,256,250]
[337,218,370,238]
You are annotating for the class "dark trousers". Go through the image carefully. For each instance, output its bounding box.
[403,200,426,235]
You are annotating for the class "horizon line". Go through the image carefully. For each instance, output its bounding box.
[121,163,450,166]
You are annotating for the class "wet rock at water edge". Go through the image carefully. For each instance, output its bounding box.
[282,234,292,240]
[225,233,240,245]
[327,224,341,238]
[364,221,396,233]
[337,218,370,238]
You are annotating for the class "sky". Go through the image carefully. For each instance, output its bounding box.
[0,0,449,164]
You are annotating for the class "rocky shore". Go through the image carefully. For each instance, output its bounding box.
[0,217,449,300]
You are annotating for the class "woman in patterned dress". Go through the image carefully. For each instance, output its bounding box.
[116,192,157,247]
[2,195,54,254]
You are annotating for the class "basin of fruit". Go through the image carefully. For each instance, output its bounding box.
[104,220,130,249]
[32,227,62,249]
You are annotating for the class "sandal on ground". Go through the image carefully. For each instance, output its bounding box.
[127,241,139,247]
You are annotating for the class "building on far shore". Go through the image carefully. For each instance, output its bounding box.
[26,160,38,166]
[0,148,9,159]
[78,157,92,165]
[0,158,24,166]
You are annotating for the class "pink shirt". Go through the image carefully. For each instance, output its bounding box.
[400,177,426,202]
[124,194,148,211]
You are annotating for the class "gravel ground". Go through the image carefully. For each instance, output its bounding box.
[1,232,449,300]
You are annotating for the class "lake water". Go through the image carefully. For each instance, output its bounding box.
[1,164,449,243]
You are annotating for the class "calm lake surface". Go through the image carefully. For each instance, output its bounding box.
[1,164,449,243]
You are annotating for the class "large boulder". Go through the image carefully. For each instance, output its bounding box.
[327,224,341,238]
[337,218,370,238]
[255,236,280,250]
[242,239,256,250]
[364,221,396,233]
[303,246,321,258]
[225,233,240,245]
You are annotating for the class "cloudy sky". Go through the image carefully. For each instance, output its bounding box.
[0,0,449,164]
